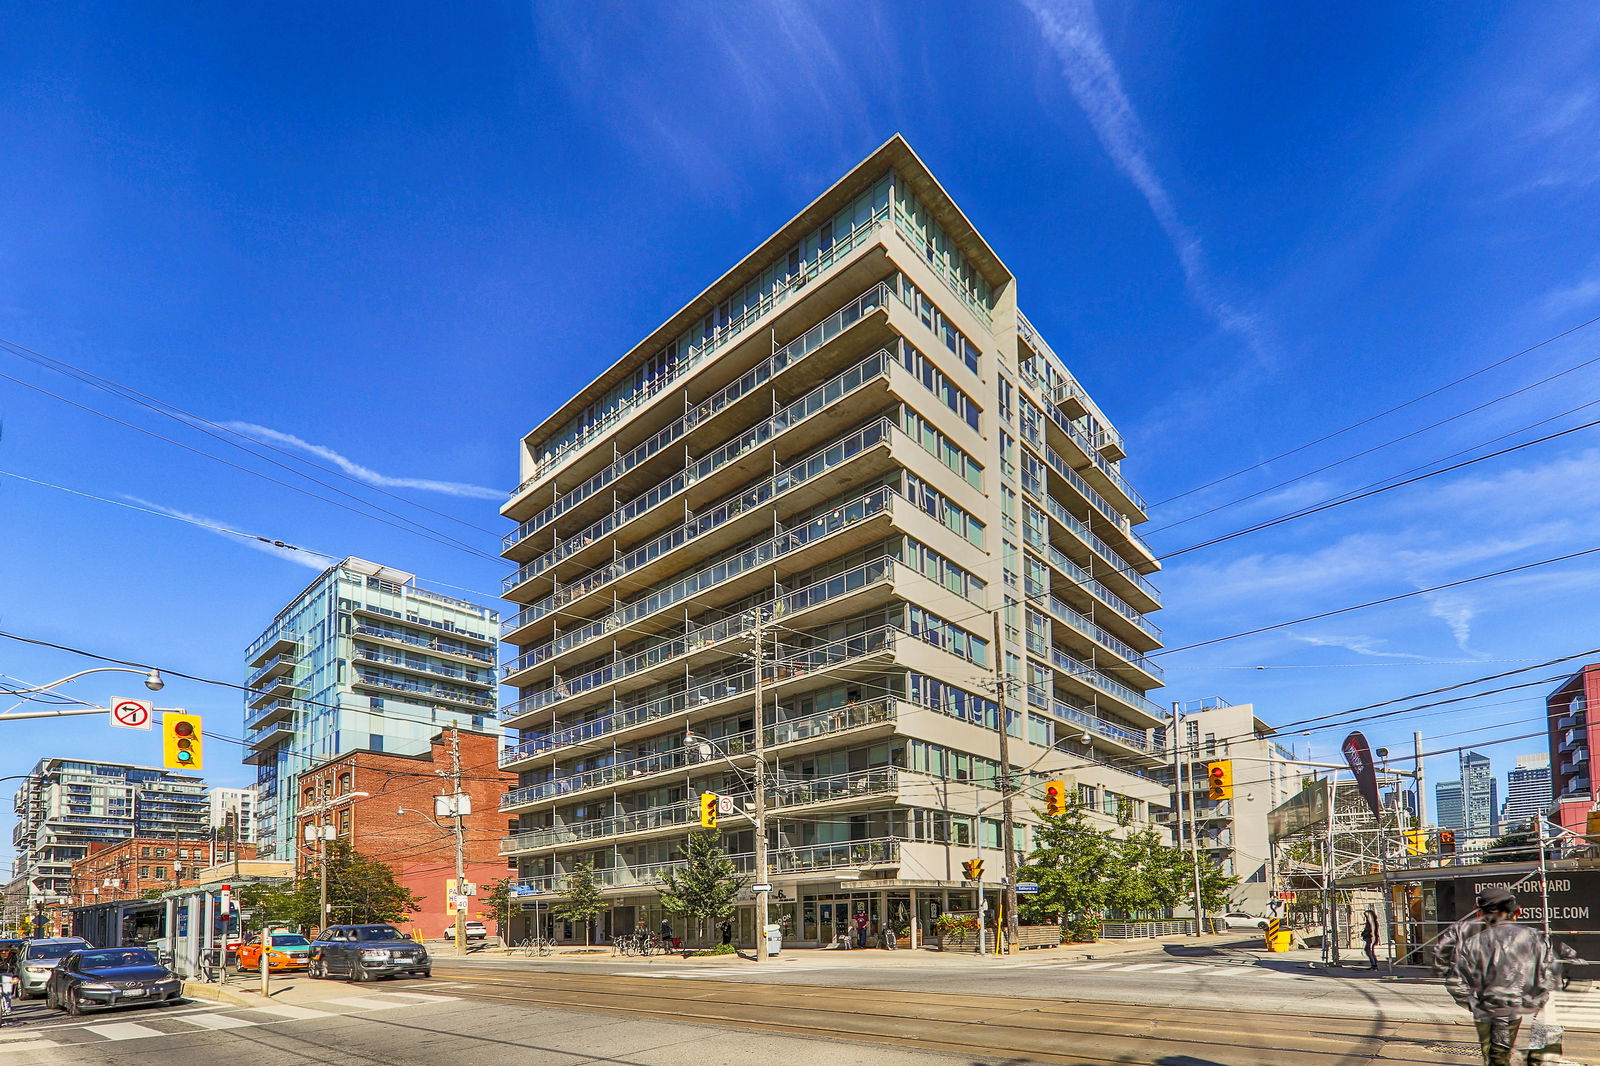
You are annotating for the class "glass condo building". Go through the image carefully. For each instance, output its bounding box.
[244,557,499,859]
[498,137,1167,945]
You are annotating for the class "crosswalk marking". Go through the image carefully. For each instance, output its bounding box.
[1106,963,1167,972]
[324,997,411,1011]
[1148,965,1203,974]
[82,1021,165,1040]
[382,992,460,1005]
[0,1042,54,1055]
[1066,962,1119,971]
[180,1013,257,1030]
[247,1004,331,1020]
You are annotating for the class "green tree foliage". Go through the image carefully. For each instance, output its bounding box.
[1016,803,1239,940]
[658,829,747,946]
[235,843,421,932]
[1487,824,1542,863]
[553,862,604,946]
[481,877,514,941]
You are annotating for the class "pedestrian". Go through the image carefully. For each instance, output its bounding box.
[1433,907,1485,976]
[1445,887,1561,1066]
[853,909,869,949]
[1361,909,1380,970]
[720,919,732,946]
[0,969,15,1027]
[660,917,673,948]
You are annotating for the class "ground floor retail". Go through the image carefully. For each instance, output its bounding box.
[508,879,1004,950]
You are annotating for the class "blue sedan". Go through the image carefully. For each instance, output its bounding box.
[45,947,183,1015]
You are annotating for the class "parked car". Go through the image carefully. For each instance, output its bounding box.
[45,947,181,1015]
[308,924,430,981]
[447,921,488,941]
[236,932,312,972]
[18,938,92,998]
[1221,912,1270,931]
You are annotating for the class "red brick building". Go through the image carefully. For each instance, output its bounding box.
[69,837,259,907]
[1549,663,1600,838]
[292,728,515,938]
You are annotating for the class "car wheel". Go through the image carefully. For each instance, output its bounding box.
[352,965,372,983]
[418,970,431,978]
[64,991,82,1017]
[307,959,324,979]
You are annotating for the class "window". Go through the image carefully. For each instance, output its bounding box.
[998,376,1014,424]
[1204,733,1217,756]
[338,809,351,834]
[899,408,983,490]
[901,472,984,547]
[890,340,980,430]
[154,867,167,879]
[140,847,151,858]
[138,866,149,878]
[338,772,353,794]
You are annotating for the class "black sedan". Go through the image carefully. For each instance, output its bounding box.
[45,947,183,1015]
[308,924,430,981]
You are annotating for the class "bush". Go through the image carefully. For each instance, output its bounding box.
[691,943,737,956]
[933,914,980,937]
[1066,917,1100,943]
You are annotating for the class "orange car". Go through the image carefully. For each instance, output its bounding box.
[235,932,312,972]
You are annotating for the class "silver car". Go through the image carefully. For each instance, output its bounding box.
[19,938,92,997]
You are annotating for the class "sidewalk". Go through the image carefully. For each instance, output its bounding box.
[181,970,437,1009]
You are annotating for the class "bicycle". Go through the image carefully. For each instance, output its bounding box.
[533,937,555,957]
[878,926,898,951]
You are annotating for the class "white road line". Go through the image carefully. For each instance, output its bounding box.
[324,997,410,1011]
[246,1004,331,1021]
[82,1021,167,1041]
[1147,965,1202,974]
[1107,963,1166,972]
[0,1041,56,1055]
[1064,961,1119,970]
[179,1013,258,1030]
[380,993,460,1005]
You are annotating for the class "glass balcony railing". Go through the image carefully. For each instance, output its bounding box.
[1032,481,1162,607]
[1043,643,1165,723]
[352,646,493,686]
[1020,368,1144,514]
[501,622,899,755]
[1037,589,1163,681]
[1027,684,1150,751]
[352,671,495,709]
[506,281,895,551]
[1031,530,1161,639]
[503,488,896,682]
[510,213,893,500]
[501,430,894,641]
[512,837,901,895]
[244,653,300,691]
[504,350,893,603]
[1024,424,1157,563]
[353,624,495,664]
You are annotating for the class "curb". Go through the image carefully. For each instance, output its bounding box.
[180,981,260,1008]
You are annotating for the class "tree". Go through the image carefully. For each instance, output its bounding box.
[237,844,421,932]
[1487,826,1542,863]
[482,877,515,943]
[658,830,746,946]
[1016,803,1116,940]
[554,862,604,946]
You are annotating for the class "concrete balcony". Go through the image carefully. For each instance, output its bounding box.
[245,652,299,691]
[247,677,303,710]
[352,624,495,667]
[500,627,900,794]
[1033,480,1161,617]
[350,671,495,711]
[244,698,297,731]
[246,633,298,669]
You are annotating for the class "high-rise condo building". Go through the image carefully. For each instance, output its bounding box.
[1499,754,1551,832]
[11,759,208,911]
[244,557,500,859]
[207,786,258,848]
[1547,663,1598,839]
[1435,780,1464,832]
[497,136,1168,946]
[1460,750,1498,839]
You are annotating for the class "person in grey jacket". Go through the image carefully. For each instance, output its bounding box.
[1444,887,1560,1066]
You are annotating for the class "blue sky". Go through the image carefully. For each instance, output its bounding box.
[4,1,1599,861]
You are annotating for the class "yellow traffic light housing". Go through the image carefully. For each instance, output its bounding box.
[163,712,203,771]
[699,792,719,829]
[962,858,984,881]
[1044,779,1068,817]
[1205,760,1233,801]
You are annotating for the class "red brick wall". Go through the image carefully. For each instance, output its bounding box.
[68,837,258,906]
[293,729,516,937]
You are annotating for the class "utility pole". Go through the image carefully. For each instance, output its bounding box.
[989,611,1019,955]
[1181,714,1205,936]
[449,725,468,957]
[750,609,771,963]
[317,782,330,929]
[1169,705,1204,936]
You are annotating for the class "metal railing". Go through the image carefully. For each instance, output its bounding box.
[1027,684,1150,751]
[353,624,495,664]
[352,671,495,709]
[511,837,900,895]
[1033,489,1162,609]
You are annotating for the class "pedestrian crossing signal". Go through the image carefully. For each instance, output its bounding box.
[1439,829,1456,854]
[1044,780,1068,816]
[962,858,983,881]
[699,792,719,829]
[162,713,203,771]
[1206,760,1233,801]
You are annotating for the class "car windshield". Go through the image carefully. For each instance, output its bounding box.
[24,942,85,960]
[78,949,158,970]
[270,935,310,948]
[355,927,407,942]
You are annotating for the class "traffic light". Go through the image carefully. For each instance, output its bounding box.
[1405,829,1426,855]
[962,858,984,881]
[699,792,719,829]
[1205,760,1233,801]
[1044,780,1068,817]
[1439,829,1456,854]
[163,712,203,771]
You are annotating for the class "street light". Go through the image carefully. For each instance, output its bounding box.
[2,667,165,721]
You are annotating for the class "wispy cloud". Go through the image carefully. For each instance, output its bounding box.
[1422,591,1479,653]
[1542,272,1600,317]
[122,496,327,570]
[225,422,501,500]
[1291,634,1433,661]
[1021,0,1269,359]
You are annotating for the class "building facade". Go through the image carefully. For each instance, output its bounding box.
[497,136,1169,946]
[245,557,500,860]
[290,729,515,937]
[1547,664,1598,838]
[1500,754,1551,832]
[1435,780,1464,832]
[1461,750,1498,840]
[69,836,259,907]
[1157,700,1305,914]
[208,786,258,849]
[10,759,208,915]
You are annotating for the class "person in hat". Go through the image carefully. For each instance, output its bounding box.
[1444,886,1560,1066]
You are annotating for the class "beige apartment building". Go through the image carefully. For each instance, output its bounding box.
[496,136,1168,946]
